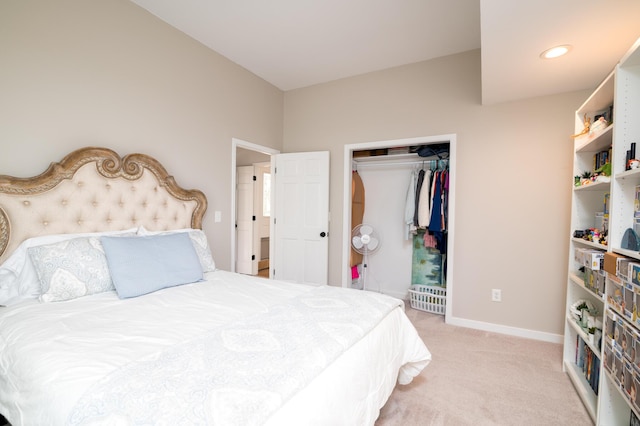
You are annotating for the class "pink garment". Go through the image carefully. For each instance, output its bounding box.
[423,232,437,248]
[351,265,360,279]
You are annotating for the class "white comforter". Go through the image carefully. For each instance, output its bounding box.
[0,271,430,425]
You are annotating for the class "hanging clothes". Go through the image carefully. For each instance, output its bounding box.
[413,169,425,226]
[428,171,443,232]
[404,169,417,240]
[350,170,365,267]
[443,170,450,227]
[408,160,449,286]
[427,169,449,257]
[417,169,432,227]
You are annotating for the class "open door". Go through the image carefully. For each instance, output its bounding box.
[236,166,257,275]
[273,151,330,285]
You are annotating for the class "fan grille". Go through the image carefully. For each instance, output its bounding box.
[351,224,380,255]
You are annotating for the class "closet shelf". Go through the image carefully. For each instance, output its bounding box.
[353,153,448,168]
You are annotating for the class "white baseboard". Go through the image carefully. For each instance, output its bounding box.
[445,315,563,344]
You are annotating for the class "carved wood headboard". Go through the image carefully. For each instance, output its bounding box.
[0,147,207,264]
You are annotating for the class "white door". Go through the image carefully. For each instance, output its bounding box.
[255,163,271,241]
[273,151,330,285]
[236,166,257,275]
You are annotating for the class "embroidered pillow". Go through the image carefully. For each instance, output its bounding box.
[27,237,114,303]
[187,229,216,272]
[0,228,138,306]
[101,233,204,299]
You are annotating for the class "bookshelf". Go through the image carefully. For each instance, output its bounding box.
[564,36,640,425]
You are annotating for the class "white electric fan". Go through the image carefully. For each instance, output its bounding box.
[351,224,381,291]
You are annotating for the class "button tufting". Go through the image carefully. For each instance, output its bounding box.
[23,200,30,206]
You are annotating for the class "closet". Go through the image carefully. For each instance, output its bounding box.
[345,136,455,315]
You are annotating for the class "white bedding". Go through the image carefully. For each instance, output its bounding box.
[0,270,430,425]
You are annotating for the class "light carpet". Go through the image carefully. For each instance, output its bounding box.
[376,309,592,426]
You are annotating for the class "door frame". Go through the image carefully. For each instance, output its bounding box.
[231,138,280,273]
[342,134,457,319]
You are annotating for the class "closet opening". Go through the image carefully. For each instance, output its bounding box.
[342,135,456,319]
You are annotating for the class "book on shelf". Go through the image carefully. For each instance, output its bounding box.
[593,150,611,173]
[576,336,600,395]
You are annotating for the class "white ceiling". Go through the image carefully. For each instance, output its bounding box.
[131,0,640,105]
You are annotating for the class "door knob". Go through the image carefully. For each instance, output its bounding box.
[320,232,327,237]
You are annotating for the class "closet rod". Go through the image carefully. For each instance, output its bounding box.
[353,158,448,169]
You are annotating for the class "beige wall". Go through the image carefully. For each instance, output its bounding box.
[0,0,596,337]
[0,0,284,271]
[283,50,591,336]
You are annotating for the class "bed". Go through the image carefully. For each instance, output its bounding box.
[0,147,431,425]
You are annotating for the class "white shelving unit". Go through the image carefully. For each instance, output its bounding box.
[564,37,640,425]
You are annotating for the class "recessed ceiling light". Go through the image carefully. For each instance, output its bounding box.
[540,45,572,59]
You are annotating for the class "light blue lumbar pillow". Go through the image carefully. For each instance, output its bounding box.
[101,233,204,299]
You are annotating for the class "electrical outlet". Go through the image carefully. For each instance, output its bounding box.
[491,289,502,302]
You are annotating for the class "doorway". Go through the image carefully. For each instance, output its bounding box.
[231,138,279,276]
[231,139,331,285]
[236,162,271,276]
[342,134,456,319]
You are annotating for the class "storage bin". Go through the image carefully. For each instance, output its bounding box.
[408,284,446,315]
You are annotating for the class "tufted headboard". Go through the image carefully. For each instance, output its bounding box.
[0,147,207,264]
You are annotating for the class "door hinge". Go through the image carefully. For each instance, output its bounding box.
[252,255,255,260]
[253,175,257,181]
[252,215,256,221]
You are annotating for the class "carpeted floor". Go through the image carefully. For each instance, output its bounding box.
[376,309,593,426]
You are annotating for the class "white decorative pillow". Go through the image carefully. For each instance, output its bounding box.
[138,227,216,272]
[0,228,138,305]
[27,237,115,303]
[187,229,216,273]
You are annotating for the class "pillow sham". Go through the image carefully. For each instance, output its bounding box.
[137,227,216,272]
[0,228,138,305]
[101,233,204,299]
[28,237,114,303]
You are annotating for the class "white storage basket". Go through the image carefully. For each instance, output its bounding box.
[408,284,446,315]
